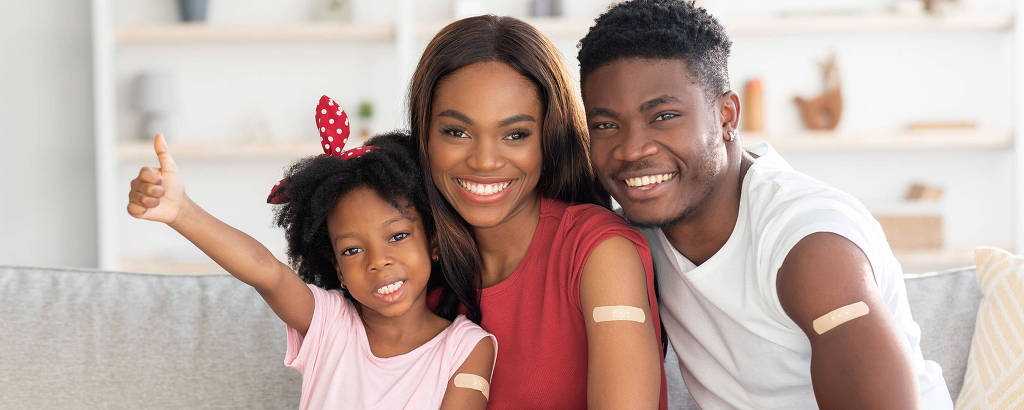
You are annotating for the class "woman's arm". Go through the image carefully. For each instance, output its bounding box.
[440,337,496,410]
[580,236,662,409]
[127,134,314,334]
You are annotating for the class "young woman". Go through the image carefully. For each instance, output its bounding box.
[408,15,668,409]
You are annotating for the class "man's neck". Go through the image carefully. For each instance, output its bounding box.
[662,152,755,266]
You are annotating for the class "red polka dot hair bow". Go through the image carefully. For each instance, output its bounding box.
[267,95,375,204]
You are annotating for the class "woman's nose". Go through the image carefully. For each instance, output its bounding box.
[467,138,505,171]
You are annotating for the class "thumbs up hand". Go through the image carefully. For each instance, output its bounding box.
[127,134,187,225]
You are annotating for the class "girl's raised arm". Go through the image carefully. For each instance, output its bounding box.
[127,134,314,335]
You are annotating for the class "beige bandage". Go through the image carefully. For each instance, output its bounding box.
[453,373,490,400]
[592,305,646,324]
[812,301,870,335]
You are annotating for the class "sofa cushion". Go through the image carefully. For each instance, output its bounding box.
[904,267,983,400]
[954,247,1024,409]
[0,266,300,409]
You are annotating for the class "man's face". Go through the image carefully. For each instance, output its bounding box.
[583,58,729,227]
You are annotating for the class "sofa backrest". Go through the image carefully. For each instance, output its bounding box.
[0,266,300,409]
[0,265,981,409]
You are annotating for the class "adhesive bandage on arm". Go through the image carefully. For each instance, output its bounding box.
[812,301,870,335]
[453,373,490,400]
[592,305,646,324]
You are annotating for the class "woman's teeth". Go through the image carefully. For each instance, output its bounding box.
[624,172,677,190]
[376,280,404,295]
[457,179,512,196]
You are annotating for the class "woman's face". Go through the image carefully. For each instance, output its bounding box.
[427,61,544,229]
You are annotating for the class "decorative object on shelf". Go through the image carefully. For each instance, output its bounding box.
[876,183,945,251]
[742,78,764,132]
[358,100,374,141]
[268,95,367,204]
[905,183,944,201]
[876,213,943,250]
[178,0,209,22]
[921,0,962,15]
[132,71,178,140]
[316,0,352,22]
[453,0,486,19]
[794,53,843,131]
[907,120,976,132]
[530,0,562,17]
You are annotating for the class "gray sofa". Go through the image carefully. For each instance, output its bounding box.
[0,265,981,409]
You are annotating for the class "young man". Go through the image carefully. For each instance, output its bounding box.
[577,1,952,408]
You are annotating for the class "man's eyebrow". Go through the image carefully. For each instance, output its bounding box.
[437,109,474,126]
[639,95,681,112]
[586,107,619,118]
[497,114,537,127]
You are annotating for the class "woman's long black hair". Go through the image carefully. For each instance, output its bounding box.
[272,131,481,323]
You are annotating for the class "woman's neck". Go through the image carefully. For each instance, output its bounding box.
[359,295,449,358]
[473,195,542,288]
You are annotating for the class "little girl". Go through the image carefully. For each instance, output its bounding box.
[126,96,496,410]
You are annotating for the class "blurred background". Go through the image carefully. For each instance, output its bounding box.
[1,0,1021,275]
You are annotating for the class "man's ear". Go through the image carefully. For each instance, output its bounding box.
[718,90,741,134]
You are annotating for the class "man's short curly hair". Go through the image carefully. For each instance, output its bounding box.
[577,0,732,102]
[272,131,480,323]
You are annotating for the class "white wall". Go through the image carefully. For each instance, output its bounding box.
[0,0,97,268]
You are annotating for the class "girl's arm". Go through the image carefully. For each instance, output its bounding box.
[127,134,314,335]
[439,337,495,410]
[580,236,662,410]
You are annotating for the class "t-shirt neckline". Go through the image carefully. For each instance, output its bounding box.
[356,312,465,363]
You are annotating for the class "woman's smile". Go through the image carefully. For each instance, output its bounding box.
[454,177,517,203]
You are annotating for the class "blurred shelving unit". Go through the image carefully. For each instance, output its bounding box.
[742,130,1014,152]
[92,1,1022,274]
[115,22,395,43]
[115,139,322,159]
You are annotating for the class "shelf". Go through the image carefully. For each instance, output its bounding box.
[115,22,395,43]
[895,248,979,274]
[416,12,1013,40]
[742,129,1013,152]
[119,258,228,275]
[116,139,323,159]
[721,11,1014,35]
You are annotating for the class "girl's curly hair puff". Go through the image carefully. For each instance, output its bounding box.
[272,131,480,323]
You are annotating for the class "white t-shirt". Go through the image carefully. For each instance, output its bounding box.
[640,143,951,409]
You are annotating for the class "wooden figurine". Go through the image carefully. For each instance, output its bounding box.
[794,53,842,130]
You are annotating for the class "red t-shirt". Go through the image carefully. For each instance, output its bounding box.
[434,197,668,409]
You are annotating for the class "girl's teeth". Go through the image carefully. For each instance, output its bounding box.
[458,179,511,196]
[376,280,404,295]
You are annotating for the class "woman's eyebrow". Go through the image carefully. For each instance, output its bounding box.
[498,114,537,127]
[438,109,474,125]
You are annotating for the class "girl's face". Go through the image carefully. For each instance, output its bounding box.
[326,187,434,319]
[426,61,544,230]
